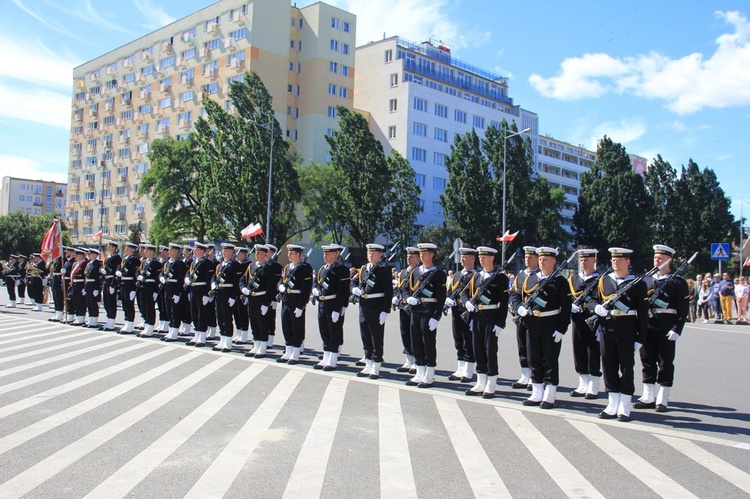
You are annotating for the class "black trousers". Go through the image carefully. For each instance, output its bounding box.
[28,278,43,303]
[319,301,344,352]
[398,309,412,356]
[216,291,235,337]
[571,315,601,377]
[71,283,86,317]
[359,306,385,362]
[158,288,170,323]
[472,311,499,376]
[17,280,26,299]
[525,317,562,385]
[249,298,270,341]
[165,287,183,328]
[139,285,157,325]
[451,309,474,362]
[206,296,217,328]
[102,279,118,319]
[4,277,17,301]
[410,311,437,367]
[121,283,136,322]
[190,286,209,332]
[269,304,278,335]
[515,321,529,368]
[51,281,64,312]
[280,303,305,347]
[640,328,677,386]
[600,323,637,395]
[84,283,100,319]
[234,296,250,331]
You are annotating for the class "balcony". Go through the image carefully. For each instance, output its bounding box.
[116,212,127,221]
[156,124,170,136]
[176,56,187,70]
[199,47,212,60]
[206,23,218,35]
[84,180,95,189]
[119,135,130,145]
[159,82,171,93]
[161,41,173,53]
[141,51,152,61]
[121,97,132,107]
[122,60,134,73]
[233,13,247,26]
[135,74,146,86]
[178,120,191,130]
[224,38,237,52]
[116,119,126,129]
[67,217,78,227]
[103,102,114,113]
[203,68,217,80]
[117,174,128,184]
[89,73,101,83]
[136,211,145,220]
[231,58,244,72]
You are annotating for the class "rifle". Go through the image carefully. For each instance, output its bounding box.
[647,251,698,317]
[402,248,455,314]
[585,258,671,328]
[458,252,516,320]
[572,265,613,309]
[276,248,314,301]
[520,251,578,320]
[350,242,399,305]
[335,247,348,266]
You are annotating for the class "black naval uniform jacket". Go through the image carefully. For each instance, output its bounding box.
[315,262,351,314]
[509,267,541,319]
[352,263,394,315]
[568,271,601,330]
[103,252,122,291]
[84,258,103,296]
[596,273,649,343]
[407,265,447,320]
[240,261,276,308]
[461,267,510,329]
[164,257,188,301]
[520,274,572,334]
[644,273,690,335]
[449,268,477,318]
[280,262,313,310]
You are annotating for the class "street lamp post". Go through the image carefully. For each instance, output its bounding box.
[245,116,275,244]
[501,127,531,265]
[740,199,750,278]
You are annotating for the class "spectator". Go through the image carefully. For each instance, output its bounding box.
[719,272,735,323]
[735,276,748,324]
[711,274,723,321]
[697,281,713,323]
[687,279,697,323]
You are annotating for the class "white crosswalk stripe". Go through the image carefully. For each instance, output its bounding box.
[378,387,417,498]
[0,326,92,351]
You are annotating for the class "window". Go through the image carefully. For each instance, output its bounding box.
[84,191,96,201]
[229,28,247,41]
[384,49,393,63]
[433,177,446,190]
[116,186,129,197]
[388,126,396,139]
[329,61,338,73]
[455,110,467,123]
[330,39,339,51]
[388,99,398,112]
[473,115,485,129]
[417,199,425,212]
[413,122,427,137]
[201,82,218,95]
[180,90,194,102]
[343,21,350,33]
[433,202,443,216]
[339,87,348,98]
[205,38,221,51]
[434,152,447,166]
[328,83,337,95]
[160,56,174,70]
[331,17,340,29]
[327,106,336,118]
[160,97,172,109]
[390,73,398,87]
[181,69,194,83]
[341,43,349,55]
[434,128,448,142]
[411,147,426,162]
[435,103,448,118]
[413,97,427,112]
[414,173,426,187]
[341,65,349,77]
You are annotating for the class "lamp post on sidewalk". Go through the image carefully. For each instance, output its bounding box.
[501,127,531,265]
[245,116,275,244]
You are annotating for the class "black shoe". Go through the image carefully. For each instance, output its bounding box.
[448,374,462,381]
[221,348,232,353]
[417,381,434,388]
[314,364,324,370]
[482,392,495,399]
[540,401,554,410]
[570,391,586,398]
[405,380,419,386]
[287,359,299,365]
[584,393,599,400]
[409,367,417,374]
[617,414,631,422]
[276,357,289,363]
[633,401,656,409]
[117,329,135,334]
[460,377,473,383]
[195,342,206,348]
[356,371,370,378]
[656,404,668,412]
[186,341,196,345]
[465,390,482,396]
[163,338,178,342]
[396,366,411,373]
[599,411,617,419]
[48,318,60,322]
[511,382,528,389]
[253,353,266,359]
[355,359,366,366]
[323,365,336,371]
[527,383,532,391]
[369,374,380,380]
[523,399,541,407]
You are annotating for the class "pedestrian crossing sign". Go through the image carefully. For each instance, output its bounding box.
[711,242,730,260]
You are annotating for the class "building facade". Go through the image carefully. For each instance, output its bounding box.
[67,0,355,244]
[354,37,538,227]
[0,177,66,217]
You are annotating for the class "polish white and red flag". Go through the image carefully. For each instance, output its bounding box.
[91,230,103,239]
[41,219,62,260]
[241,222,263,239]
[496,230,519,242]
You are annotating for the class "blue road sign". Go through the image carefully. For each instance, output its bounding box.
[711,243,730,261]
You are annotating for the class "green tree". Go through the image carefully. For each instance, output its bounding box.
[298,162,347,244]
[382,150,422,248]
[0,213,67,258]
[128,221,143,244]
[573,136,654,271]
[644,154,678,245]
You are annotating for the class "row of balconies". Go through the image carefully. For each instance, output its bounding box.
[67,211,145,227]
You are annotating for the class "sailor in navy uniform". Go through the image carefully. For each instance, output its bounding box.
[392,247,420,374]
[68,249,88,325]
[444,247,478,383]
[161,243,188,342]
[211,244,241,352]
[3,254,20,307]
[99,242,122,331]
[240,244,276,358]
[593,247,649,422]
[187,242,213,347]
[351,243,393,379]
[568,248,602,398]
[508,246,541,390]
[27,253,48,311]
[634,244,690,412]
[404,243,447,388]
[136,244,163,337]
[116,242,140,334]
[462,246,509,398]
[17,255,28,305]
[180,245,194,336]
[48,248,71,321]
[231,247,251,344]
[277,244,313,364]
[313,244,351,371]
[155,246,170,333]
[82,248,102,328]
[266,244,284,348]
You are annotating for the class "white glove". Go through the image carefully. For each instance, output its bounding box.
[228,297,236,307]
[444,297,456,308]
[595,330,601,342]
[428,317,438,331]
[517,305,528,317]
[571,303,582,314]
[406,296,419,306]
[351,287,363,297]
[82,289,86,296]
[159,275,166,284]
[311,287,320,297]
[492,325,502,336]
[61,268,67,275]
[211,282,217,290]
[202,295,210,306]
[278,284,286,293]
[137,275,144,282]
[294,307,303,318]
[391,296,399,306]
[332,311,340,323]
[241,287,250,296]
[42,278,48,286]
[129,290,136,301]
[271,301,278,310]
[379,311,387,325]
[552,331,564,343]
[184,276,190,286]
[115,270,122,277]
[594,304,609,317]
[93,290,99,297]
[100,267,107,275]
[109,287,115,294]
[341,307,346,317]
[261,304,268,315]
[666,331,679,341]
[634,341,642,352]
[173,295,180,304]
[465,301,476,312]
[153,292,158,300]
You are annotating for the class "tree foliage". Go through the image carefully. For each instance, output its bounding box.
[298,162,347,244]
[0,213,70,259]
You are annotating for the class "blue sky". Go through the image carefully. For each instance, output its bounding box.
[1,0,749,222]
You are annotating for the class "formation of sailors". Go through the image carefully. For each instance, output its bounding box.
[2,240,690,421]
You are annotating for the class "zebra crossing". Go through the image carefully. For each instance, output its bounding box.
[0,312,748,498]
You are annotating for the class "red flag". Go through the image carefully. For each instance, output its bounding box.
[41,219,62,260]
[496,230,519,243]
[241,222,263,239]
[91,230,103,239]
[744,257,750,267]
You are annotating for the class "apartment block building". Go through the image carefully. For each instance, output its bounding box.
[67,0,355,244]
[354,37,539,227]
[0,176,66,217]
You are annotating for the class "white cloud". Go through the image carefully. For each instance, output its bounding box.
[0,155,67,184]
[0,33,78,88]
[72,0,139,36]
[132,0,176,30]
[529,11,750,115]
[0,82,71,128]
[10,0,90,43]
[586,118,647,148]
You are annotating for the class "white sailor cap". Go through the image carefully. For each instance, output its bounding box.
[236,247,248,253]
[169,243,182,250]
[267,244,278,252]
[322,244,344,252]
[405,246,420,255]
[523,246,538,255]
[366,243,385,251]
[124,242,138,249]
[194,242,209,250]
[253,244,269,252]
[653,244,675,256]
[608,247,633,257]
[159,245,169,252]
[182,245,193,251]
[287,244,304,252]
[417,243,437,251]
[88,248,101,255]
[143,244,156,251]
[9,254,18,258]
[536,247,559,257]
[221,243,236,250]
[459,247,478,255]
[578,248,598,258]
[74,248,86,255]
[476,246,497,256]
[106,241,119,248]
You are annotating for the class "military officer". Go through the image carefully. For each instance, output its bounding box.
[17,254,29,305]
[187,242,214,347]
[3,254,20,307]
[313,244,350,371]
[204,245,220,340]
[593,247,649,422]
[161,243,188,342]
[68,248,89,325]
[180,245,194,336]
[26,253,47,311]
[392,247,420,374]
[266,244,284,348]
[443,247,478,383]
[211,243,242,352]
[462,246,509,398]
[517,247,571,409]
[240,244,276,358]
[100,242,122,331]
[48,248,70,321]
[508,246,541,390]
[136,244,163,337]
[276,244,313,364]
[634,244,690,412]
[232,247,251,344]
[156,245,171,333]
[404,243,447,388]
[62,247,76,320]
[568,248,603,398]
[82,248,103,328]
[117,242,140,334]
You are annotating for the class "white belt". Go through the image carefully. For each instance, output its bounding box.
[104,275,114,279]
[286,289,301,294]
[251,291,267,296]
[120,277,134,280]
[72,279,84,283]
[53,273,62,276]
[84,279,97,283]
[652,308,677,315]
[362,293,385,299]
[192,281,207,286]
[218,283,234,288]
[530,308,560,318]
[318,294,337,301]
[419,297,437,303]
[611,309,637,317]
[478,304,499,310]
[144,279,156,283]
[167,279,179,283]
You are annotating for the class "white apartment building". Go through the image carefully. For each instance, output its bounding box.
[354,37,538,227]
[0,176,66,217]
[68,0,355,244]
